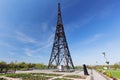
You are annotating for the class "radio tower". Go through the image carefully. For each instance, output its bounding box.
[48,1,75,70]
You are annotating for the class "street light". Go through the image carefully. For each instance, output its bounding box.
[102,52,114,79]
[102,52,110,69]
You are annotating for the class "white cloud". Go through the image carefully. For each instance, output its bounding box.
[0,42,16,50]
[65,15,95,34]
[0,42,12,48]
[24,34,54,56]
[16,31,38,44]
[40,23,48,32]
[8,52,15,55]
[24,48,34,56]
[14,22,54,56]
[82,34,103,44]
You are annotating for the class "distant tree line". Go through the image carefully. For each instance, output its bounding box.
[1,61,120,74]
[74,62,120,70]
[0,61,48,74]
[93,63,120,70]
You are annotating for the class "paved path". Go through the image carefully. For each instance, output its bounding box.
[89,69,111,80]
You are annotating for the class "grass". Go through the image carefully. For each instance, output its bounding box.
[0,73,62,80]
[0,73,87,80]
[105,70,120,79]
[0,74,6,76]
[64,75,86,79]
[31,73,62,76]
[4,73,51,80]
[53,78,72,80]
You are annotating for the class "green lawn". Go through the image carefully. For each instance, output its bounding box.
[31,73,62,76]
[105,70,120,79]
[5,73,51,80]
[64,75,86,79]
[53,78,71,80]
[0,73,63,80]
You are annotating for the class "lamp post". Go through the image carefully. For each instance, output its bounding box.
[102,52,114,79]
[102,52,110,69]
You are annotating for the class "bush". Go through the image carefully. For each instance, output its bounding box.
[107,72,113,78]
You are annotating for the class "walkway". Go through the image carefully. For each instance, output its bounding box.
[89,69,111,80]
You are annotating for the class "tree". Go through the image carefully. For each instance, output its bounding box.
[113,63,119,70]
[27,63,35,70]
[75,66,82,69]
[9,62,15,69]
[35,63,47,69]
[19,62,27,68]
[0,61,7,73]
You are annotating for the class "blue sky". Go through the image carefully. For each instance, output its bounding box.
[0,0,120,65]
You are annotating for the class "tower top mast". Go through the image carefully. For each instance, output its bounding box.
[58,0,60,3]
[57,0,62,25]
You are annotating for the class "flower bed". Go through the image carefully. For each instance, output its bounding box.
[105,70,120,79]
[97,69,120,80]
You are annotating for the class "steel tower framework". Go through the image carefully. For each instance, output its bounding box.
[48,2,74,69]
